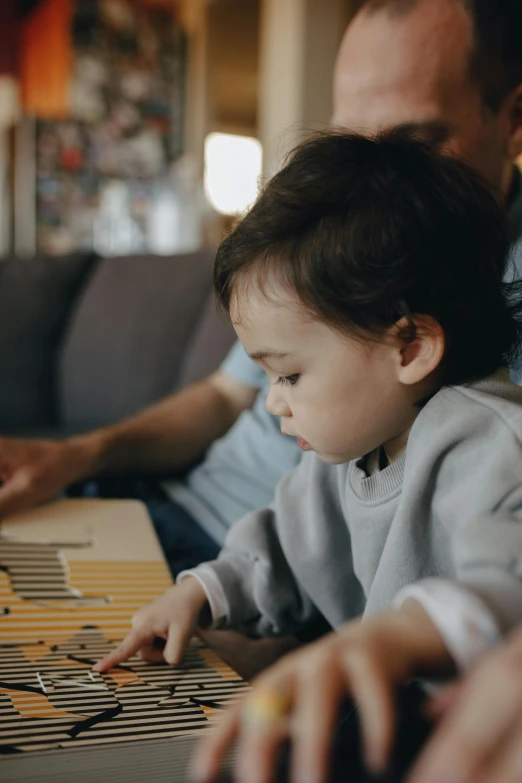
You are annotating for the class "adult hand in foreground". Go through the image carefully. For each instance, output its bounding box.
[191,603,451,783]
[409,626,522,783]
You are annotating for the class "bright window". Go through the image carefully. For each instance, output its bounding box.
[204,132,262,215]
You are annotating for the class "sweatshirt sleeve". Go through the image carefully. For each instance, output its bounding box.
[411,386,522,635]
[182,453,347,638]
[450,502,522,633]
[394,579,501,671]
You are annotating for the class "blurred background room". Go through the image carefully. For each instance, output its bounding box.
[3,0,361,258]
[0,0,362,440]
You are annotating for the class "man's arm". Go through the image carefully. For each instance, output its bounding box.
[0,371,257,518]
[80,370,257,475]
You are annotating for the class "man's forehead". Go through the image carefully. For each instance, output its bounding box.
[342,0,473,58]
[333,0,474,130]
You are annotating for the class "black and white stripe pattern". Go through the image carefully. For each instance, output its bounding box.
[0,539,109,605]
[0,627,249,753]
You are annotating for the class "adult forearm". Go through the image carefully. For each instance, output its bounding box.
[67,377,243,479]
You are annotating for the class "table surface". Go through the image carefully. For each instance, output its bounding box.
[1,498,172,646]
[0,501,431,782]
[0,499,248,768]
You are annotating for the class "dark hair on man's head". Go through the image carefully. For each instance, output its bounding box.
[362,0,522,112]
[214,130,522,387]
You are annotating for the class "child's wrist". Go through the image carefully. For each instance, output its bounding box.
[356,603,454,680]
[391,601,455,675]
[177,577,212,627]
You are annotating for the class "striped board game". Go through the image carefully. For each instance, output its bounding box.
[0,499,248,779]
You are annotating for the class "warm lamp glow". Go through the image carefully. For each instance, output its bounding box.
[204,132,262,215]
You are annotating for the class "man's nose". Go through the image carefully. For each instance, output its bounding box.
[266,387,292,418]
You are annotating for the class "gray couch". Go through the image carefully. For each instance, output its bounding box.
[0,250,236,437]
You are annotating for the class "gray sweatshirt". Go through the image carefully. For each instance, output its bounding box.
[187,369,522,639]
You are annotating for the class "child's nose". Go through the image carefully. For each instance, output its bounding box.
[266,387,292,418]
[270,400,292,417]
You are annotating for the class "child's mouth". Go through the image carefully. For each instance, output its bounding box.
[297,437,312,451]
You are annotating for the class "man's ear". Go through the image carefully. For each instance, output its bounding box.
[505,85,522,159]
[393,315,445,386]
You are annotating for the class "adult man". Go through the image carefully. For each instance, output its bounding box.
[1,0,522,674]
[3,0,522,540]
[334,0,522,202]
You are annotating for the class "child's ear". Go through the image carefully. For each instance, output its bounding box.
[393,315,445,385]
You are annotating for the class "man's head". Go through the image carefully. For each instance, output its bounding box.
[333,0,522,196]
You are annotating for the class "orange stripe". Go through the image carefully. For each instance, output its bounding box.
[3,691,78,720]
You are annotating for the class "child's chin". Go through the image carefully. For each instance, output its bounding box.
[316,451,350,465]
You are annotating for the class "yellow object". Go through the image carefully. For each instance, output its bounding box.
[243,689,291,725]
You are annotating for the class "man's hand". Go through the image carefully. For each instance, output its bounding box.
[409,626,522,783]
[94,578,210,672]
[192,603,452,783]
[0,371,258,520]
[0,436,97,519]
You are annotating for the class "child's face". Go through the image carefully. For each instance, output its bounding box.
[232,288,421,465]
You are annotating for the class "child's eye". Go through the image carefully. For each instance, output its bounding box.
[276,374,300,386]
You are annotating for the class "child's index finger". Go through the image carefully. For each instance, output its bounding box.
[92,628,151,672]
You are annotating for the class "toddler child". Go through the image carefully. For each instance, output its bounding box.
[95,130,522,782]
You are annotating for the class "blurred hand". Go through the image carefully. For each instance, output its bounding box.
[93,578,210,671]
[197,628,300,682]
[0,436,93,519]
[192,604,451,783]
[409,627,522,783]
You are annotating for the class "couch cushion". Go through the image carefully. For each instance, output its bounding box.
[58,251,216,429]
[177,292,237,388]
[0,253,96,433]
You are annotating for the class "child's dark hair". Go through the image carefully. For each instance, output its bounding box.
[214,129,522,386]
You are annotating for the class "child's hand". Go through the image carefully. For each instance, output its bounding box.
[93,577,209,672]
[191,603,452,783]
